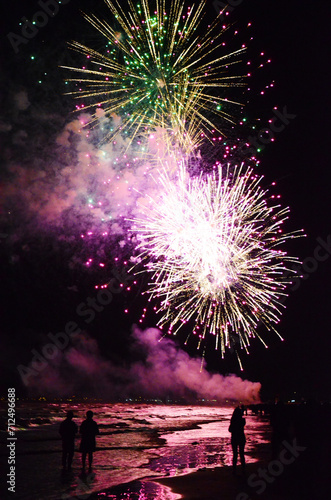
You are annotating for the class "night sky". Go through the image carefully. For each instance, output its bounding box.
[1,0,331,401]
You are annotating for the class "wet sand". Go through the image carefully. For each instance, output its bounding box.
[95,434,331,500]
[154,463,297,500]
[85,447,330,500]
[2,402,330,500]
[153,450,331,500]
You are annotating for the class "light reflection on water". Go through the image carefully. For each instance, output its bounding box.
[95,480,181,500]
[1,403,271,500]
[148,415,270,477]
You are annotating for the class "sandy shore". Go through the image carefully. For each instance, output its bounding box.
[155,464,258,500]
[86,443,330,500]
[150,404,331,500]
[2,402,330,500]
[153,453,330,500]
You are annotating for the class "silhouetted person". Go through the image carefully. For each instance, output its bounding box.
[79,410,99,471]
[229,406,246,474]
[59,410,78,471]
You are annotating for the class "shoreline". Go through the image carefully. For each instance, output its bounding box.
[86,462,290,500]
[3,402,329,500]
[152,462,287,500]
[151,449,330,500]
[92,437,330,500]
[86,460,294,500]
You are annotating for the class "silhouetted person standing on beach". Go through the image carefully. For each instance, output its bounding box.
[59,410,78,471]
[79,410,99,471]
[229,406,246,475]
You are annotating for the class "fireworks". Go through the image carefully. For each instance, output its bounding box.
[132,163,302,364]
[62,0,246,154]
[59,0,302,364]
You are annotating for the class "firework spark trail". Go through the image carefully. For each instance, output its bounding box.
[57,0,301,366]
[131,162,303,364]
[62,0,246,154]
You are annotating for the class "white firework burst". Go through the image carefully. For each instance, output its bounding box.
[131,162,302,364]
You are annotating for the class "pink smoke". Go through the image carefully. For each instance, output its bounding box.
[128,327,261,402]
[24,327,260,403]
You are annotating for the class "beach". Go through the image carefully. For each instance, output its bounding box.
[1,401,330,500]
[154,401,331,500]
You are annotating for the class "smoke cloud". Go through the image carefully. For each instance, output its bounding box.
[1,89,167,238]
[3,89,260,404]
[24,327,261,403]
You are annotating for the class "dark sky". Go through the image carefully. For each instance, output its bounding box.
[1,0,331,401]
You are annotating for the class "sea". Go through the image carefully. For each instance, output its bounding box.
[0,401,271,500]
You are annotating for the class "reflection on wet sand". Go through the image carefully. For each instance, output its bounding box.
[0,403,271,500]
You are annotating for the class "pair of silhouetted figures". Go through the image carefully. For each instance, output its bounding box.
[229,406,246,475]
[60,407,245,474]
[59,410,99,472]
